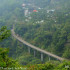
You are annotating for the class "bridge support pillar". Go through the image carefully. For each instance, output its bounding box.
[28,47,30,54]
[49,56,50,61]
[34,50,36,57]
[41,53,43,62]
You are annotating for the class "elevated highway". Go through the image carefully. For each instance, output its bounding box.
[11,29,66,61]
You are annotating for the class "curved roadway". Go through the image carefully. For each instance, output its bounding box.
[11,29,66,61]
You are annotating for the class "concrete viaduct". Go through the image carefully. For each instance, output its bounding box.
[11,28,66,62]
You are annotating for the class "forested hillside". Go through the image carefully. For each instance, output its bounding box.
[0,0,70,69]
[15,9,70,59]
[23,0,70,11]
[0,0,42,65]
[14,0,70,59]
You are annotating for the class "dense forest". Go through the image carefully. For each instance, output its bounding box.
[0,0,70,69]
[15,10,70,59]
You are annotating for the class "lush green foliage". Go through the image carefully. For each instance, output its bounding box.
[0,26,11,41]
[0,48,21,68]
[27,61,70,70]
[0,26,23,69]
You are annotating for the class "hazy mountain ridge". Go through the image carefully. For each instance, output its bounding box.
[23,0,70,11]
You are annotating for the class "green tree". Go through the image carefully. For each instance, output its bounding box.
[0,26,10,41]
